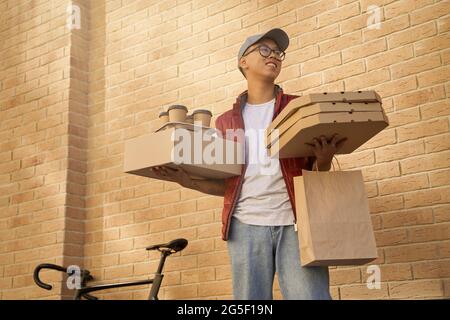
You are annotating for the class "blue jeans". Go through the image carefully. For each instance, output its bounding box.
[227,216,332,300]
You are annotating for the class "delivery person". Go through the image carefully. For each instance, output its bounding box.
[150,28,346,300]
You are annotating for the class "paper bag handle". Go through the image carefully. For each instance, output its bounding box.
[314,155,342,172]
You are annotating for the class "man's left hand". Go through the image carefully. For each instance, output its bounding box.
[306,134,347,170]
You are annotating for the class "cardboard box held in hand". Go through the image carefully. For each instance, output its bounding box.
[123,126,244,181]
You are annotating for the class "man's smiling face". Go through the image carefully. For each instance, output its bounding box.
[239,38,283,81]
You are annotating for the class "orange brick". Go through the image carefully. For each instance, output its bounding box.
[180,210,214,228]
[164,284,198,299]
[181,267,215,284]
[330,268,361,286]
[385,243,438,263]
[104,265,133,280]
[215,265,231,281]
[369,194,404,214]
[434,205,450,223]
[429,168,450,187]
[340,283,389,300]
[318,2,360,28]
[415,32,450,56]
[302,52,341,75]
[381,208,434,229]
[149,216,180,233]
[340,10,376,34]
[198,251,230,268]
[196,196,223,211]
[361,162,401,182]
[384,0,433,19]
[120,223,149,239]
[374,229,409,247]
[378,174,429,196]
[284,73,322,93]
[373,76,417,99]
[323,60,365,84]
[164,227,198,243]
[410,1,450,26]
[417,65,450,88]
[404,187,450,209]
[180,188,204,201]
[336,150,375,169]
[134,233,165,251]
[438,241,450,258]
[412,260,450,279]
[389,280,444,299]
[104,239,133,254]
[121,197,149,213]
[391,54,441,79]
[345,68,391,91]
[134,207,165,223]
[397,119,448,142]
[388,108,421,128]
[388,21,437,49]
[367,46,414,71]
[421,99,450,120]
[164,255,197,272]
[409,223,450,243]
[198,279,232,297]
[10,191,33,204]
[401,150,450,174]
[105,213,134,228]
[375,140,425,163]
[197,222,221,239]
[150,190,179,207]
[362,263,413,282]
[363,15,409,42]
[297,0,337,21]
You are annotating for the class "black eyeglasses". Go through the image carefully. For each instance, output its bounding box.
[243,44,286,61]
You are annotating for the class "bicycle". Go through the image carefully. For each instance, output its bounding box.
[33,238,188,300]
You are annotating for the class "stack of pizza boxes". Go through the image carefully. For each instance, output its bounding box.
[265,91,389,158]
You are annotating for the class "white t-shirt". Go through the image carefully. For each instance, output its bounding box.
[233,98,295,226]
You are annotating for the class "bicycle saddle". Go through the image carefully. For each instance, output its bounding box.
[145,238,188,253]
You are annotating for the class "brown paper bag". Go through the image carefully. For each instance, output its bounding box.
[293,169,378,267]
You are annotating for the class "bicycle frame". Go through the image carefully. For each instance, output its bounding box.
[34,249,172,300]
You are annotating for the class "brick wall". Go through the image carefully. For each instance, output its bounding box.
[1,0,449,299]
[0,0,75,299]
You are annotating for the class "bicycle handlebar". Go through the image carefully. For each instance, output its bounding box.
[33,263,67,290]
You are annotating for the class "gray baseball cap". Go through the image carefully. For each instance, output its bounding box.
[237,28,289,77]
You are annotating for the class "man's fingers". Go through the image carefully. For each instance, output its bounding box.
[330,134,340,147]
[336,137,348,150]
[312,138,321,149]
[320,136,327,146]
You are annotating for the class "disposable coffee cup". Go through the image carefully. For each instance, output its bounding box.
[159,111,169,125]
[167,105,188,122]
[185,114,194,124]
[192,109,212,127]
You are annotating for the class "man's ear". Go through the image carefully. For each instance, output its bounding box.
[239,57,247,72]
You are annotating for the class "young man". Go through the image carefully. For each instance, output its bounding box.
[151,28,346,300]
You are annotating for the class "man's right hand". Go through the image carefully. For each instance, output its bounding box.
[149,166,226,197]
[149,166,192,187]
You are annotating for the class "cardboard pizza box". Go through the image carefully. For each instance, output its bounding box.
[124,127,244,181]
[268,91,382,134]
[267,111,389,158]
[266,101,383,147]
